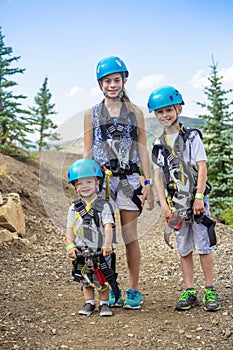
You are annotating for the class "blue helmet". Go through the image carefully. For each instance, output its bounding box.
[96,56,129,80]
[68,158,103,184]
[147,86,184,112]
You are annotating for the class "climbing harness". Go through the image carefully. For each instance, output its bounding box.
[152,124,216,246]
[72,247,120,302]
[72,197,103,250]
[72,196,117,249]
[97,101,143,213]
[152,124,200,224]
[71,196,120,301]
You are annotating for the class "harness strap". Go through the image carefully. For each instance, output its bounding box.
[118,172,142,215]
[81,263,109,292]
[73,198,95,236]
[152,125,199,221]
[73,198,104,249]
[98,100,138,167]
[102,163,142,214]
[99,254,120,303]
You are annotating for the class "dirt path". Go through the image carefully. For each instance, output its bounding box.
[0,153,232,349]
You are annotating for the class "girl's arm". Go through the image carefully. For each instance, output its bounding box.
[83,108,93,158]
[154,168,171,220]
[136,108,154,210]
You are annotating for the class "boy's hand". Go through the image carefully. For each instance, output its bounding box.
[102,245,112,257]
[163,202,172,221]
[193,198,205,216]
[67,247,78,259]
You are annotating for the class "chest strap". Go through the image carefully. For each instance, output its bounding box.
[73,198,103,249]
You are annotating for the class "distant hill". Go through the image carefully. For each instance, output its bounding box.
[142,106,204,150]
[55,107,203,154]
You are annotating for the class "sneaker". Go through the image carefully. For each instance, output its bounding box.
[203,288,221,311]
[109,289,122,307]
[79,303,95,316]
[123,288,143,309]
[99,304,113,317]
[175,290,198,311]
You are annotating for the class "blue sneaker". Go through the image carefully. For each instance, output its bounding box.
[123,288,143,309]
[109,289,122,307]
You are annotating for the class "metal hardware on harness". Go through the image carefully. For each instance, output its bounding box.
[77,248,109,292]
[107,138,130,170]
[164,224,174,249]
[78,224,100,251]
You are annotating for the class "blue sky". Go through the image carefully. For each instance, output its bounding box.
[1,0,233,141]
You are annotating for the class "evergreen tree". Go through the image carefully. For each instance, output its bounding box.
[0,27,34,156]
[30,76,60,151]
[197,57,233,218]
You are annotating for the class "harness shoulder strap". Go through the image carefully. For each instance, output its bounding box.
[92,196,118,243]
[179,124,203,143]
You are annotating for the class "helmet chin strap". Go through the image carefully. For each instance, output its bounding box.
[171,105,179,126]
[103,90,124,99]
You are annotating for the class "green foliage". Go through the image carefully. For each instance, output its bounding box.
[220,204,233,228]
[30,76,61,151]
[0,27,35,157]
[196,57,233,219]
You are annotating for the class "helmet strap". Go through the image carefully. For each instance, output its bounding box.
[171,105,179,126]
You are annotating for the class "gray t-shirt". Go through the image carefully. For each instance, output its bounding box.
[153,130,207,170]
[66,196,114,247]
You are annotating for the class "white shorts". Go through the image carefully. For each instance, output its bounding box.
[101,173,142,211]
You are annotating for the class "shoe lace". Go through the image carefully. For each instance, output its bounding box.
[126,289,138,300]
[179,290,195,301]
[205,289,217,302]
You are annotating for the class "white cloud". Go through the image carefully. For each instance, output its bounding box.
[190,70,209,89]
[136,74,165,91]
[190,65,233,89]
[220,65,233,87]
[66,86,82,97]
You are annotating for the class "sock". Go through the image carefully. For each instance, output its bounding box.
[205,285,214,290]
[100,300,109,306]
[86,299,95,305]
[186,288,195,291]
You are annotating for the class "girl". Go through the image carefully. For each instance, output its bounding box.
[83,56,154,309]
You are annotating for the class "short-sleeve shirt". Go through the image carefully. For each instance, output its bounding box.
[153,130,207,170]
[66,196,114,247]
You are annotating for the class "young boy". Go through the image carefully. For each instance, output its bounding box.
[66,158,116,317]
[147,86,221,312]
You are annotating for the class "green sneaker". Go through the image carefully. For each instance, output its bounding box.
[109,289,122,307]
[203,288,221,311]
[175,289,198,311]
[123,289,143,309]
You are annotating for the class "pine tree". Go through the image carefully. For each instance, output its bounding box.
[0,27,34,156]
[30,77,60,151]
[197,57,233,218]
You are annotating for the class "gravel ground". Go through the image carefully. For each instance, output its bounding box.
[0,153,232,350]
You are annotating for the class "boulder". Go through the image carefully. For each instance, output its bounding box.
[0,228,19,242]
[0,193,26,236]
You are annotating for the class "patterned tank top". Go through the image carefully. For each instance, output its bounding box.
[92,102,140,166]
